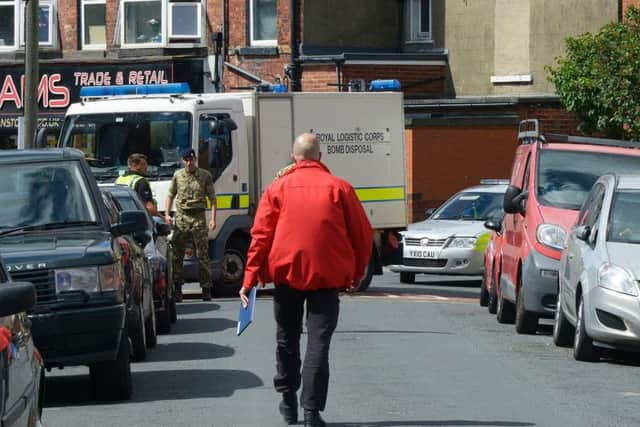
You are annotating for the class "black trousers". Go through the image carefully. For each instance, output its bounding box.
[273,284,340,411]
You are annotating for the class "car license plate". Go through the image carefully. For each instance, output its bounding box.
[407,249,439,259]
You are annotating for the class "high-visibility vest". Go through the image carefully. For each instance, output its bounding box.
[116,174,157,206]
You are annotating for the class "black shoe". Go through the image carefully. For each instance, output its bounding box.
[202,288,212,301]
[304,410,325,427]
[279,392,298,425]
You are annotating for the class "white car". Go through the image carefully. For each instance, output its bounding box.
[390,181,508,283]
[554,174,640,361]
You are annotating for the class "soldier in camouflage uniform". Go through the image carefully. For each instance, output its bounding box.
[164,148,217,301]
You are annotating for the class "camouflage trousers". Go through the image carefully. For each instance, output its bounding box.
[171,212,211,289]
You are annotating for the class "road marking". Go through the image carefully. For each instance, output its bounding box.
[353,292,476,304]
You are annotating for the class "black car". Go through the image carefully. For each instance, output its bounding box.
[101,184,177,333]
[0,149,148,401]
[100,190,157,360]
[0,255,43,427]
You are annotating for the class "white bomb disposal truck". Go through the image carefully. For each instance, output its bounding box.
[56,84,406,295]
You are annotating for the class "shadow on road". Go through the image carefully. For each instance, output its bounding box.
[169,317,237,335]
[329,421,534,426]
[334,330,453,335]
[144,341,235,362]
[44,368,263,407]
[176,302,221,315]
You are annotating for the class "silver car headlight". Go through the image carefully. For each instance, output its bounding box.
[536,223,566,251]
[447,237,476,249]
[55,264,122,294]
[598,263,639,297]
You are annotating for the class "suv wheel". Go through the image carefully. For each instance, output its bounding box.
[496,285,515,324]
[574,297,599,362]
[400,272,415,284]
[515,286,538,334]
[130,304,147,362]
[90,332,132,401]
[552,289,574,347]
[358,251,375,292]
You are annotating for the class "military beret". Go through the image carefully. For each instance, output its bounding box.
[181,148,196,159]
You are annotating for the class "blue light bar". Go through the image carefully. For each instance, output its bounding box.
[272,83,288,93]
[79,83,191,97]
[368,79,401,92]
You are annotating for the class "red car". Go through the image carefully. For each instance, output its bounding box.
[479,216,504,314]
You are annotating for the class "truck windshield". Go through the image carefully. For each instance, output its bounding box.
[59,112,192,180]
[432,191,504,221]
[537,150,640,210]
[608,190,640,244]
[0,161,98,230]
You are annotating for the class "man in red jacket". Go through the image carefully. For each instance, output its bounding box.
[240,133,373,427]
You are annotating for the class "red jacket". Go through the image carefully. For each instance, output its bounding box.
[243,160,373,291]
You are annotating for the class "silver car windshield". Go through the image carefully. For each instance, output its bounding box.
[0,161,98,229]
[431,191,503,221]
[538,150,640,210]
[59,112,192,180]
[608,190,640,244]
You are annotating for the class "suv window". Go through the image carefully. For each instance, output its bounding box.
[537,150,640,210]
[0,161,99,229]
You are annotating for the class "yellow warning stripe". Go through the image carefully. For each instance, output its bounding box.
[355,186,405,203]
[215,193,250,210]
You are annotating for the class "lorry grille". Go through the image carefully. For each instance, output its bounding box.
[10,269,57,306]
[403,258,447,268]
[404,237,448,247]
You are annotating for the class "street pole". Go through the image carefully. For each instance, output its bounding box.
[24,0,39,149]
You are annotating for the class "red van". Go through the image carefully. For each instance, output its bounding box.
[498,120,640,334]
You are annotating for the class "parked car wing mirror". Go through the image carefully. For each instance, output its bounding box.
[0,281,36,317]
[503,185,527,215]
[575,225,591,242]
[484,219,502,232]
[112,210,148,236]
[425,208,435,219]
[153,217,171,237]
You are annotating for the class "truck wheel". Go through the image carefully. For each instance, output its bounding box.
[515,284,538,334]
[215,237,249,297]
[358,253,375,292]
[400,272,415,284]
[90,332,132,401]
[553,290,574,347]
[145,301,157,348]
[157,290,171,334]
[574,297,599,362]
[130,304,147,362]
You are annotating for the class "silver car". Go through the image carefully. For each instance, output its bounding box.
[554,174,640,361]
[390,181,507,283]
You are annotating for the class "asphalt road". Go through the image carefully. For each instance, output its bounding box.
[42,271,640,427]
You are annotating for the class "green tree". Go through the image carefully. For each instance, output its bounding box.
[547,7,640,139]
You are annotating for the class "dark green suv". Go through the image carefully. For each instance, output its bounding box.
[0,149,148,401]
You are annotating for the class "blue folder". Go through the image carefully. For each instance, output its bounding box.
[237,287,257,336]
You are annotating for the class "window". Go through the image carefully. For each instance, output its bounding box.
[20,1,54,46]
[169,2,201,39]
[405,0,431,42]
[0,0,57,49]
[0,1,16,49]
[120,0,204,47]
[82,0,106,49]
[198,114,233,182]
[250,0,277,46]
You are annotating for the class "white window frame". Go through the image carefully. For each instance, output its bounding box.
[168,2,201,39]
[0,0,18,50]
[20,0,55,47]
[120,0,165,48]
[249,0,277,47]
[406,0,431,43]
[81,0,107,50]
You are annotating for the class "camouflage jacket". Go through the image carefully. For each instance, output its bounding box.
[168,168,216,213]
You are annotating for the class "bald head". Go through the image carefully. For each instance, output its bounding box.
[292,133,321,162]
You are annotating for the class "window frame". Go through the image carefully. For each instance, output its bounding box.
[0,0,18,50]
[168,1,201,40]
[249,0,277,47]
[405,0,431,43]
[19,0,55,47]
[81,0,107,50]
[120,0,164,48]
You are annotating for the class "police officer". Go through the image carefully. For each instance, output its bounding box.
[116,153,159,217]
[164,148,217,302]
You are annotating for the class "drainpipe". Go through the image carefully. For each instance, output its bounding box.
[289,0,302,91]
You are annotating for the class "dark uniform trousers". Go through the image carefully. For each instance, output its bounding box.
[273,284,340,411]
